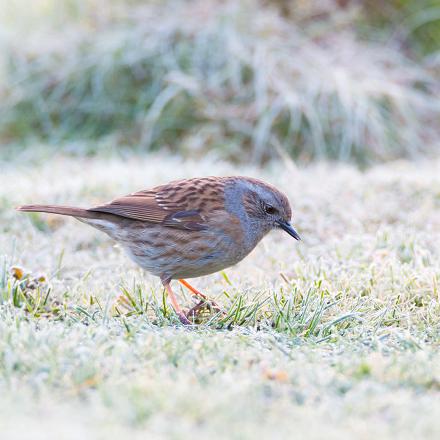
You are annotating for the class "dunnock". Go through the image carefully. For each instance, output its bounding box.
[17,176,300,324]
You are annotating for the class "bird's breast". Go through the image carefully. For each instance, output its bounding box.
[113,214,261,279]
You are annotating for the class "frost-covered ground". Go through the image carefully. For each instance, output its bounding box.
[1,154,439,439]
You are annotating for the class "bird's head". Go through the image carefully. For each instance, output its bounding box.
[239,178,300,241]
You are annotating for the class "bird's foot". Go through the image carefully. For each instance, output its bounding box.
[185,299,225,321]
[177,311,192,325]
[185,300,206,320]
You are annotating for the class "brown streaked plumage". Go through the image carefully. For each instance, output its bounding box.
[17,176,300,324]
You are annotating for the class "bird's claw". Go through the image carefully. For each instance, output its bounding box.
[175,296,223,325]
[177,311,192,325]
[185,299,225,321]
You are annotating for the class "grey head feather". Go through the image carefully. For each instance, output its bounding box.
[223,177,292,251]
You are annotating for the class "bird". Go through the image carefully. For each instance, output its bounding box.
[17,176,300,324]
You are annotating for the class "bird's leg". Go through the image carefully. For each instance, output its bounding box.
[186,300,209,320]
[178,279,209,300]
[162,280,191,325]
[178,279,222,313]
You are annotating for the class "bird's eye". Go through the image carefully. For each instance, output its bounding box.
[264,204,277,215]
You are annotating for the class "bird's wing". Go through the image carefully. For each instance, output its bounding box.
[88,177,226,231]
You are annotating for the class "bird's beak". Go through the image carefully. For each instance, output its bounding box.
[277,220,301,241]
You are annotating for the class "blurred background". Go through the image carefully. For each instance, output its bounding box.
[0,0,439,165]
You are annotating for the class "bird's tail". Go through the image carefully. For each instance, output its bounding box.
[16,204,97,219]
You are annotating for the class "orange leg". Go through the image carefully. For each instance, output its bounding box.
[163,281,191,325]
[178,279,222,313]
[178,279,209,300]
